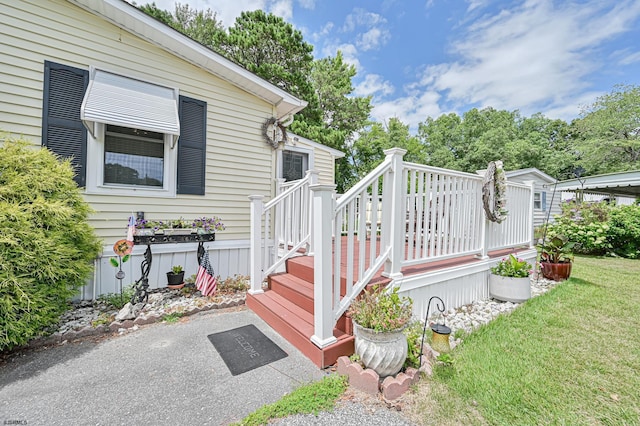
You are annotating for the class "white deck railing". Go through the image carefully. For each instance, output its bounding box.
[249,171,317,292]
[249,148,535,348]
[403,164,485,265]
[486,182,534,251]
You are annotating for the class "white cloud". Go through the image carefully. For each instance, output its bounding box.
[311,22,334,42]
[322,43,361,70]
[270,0,293,21]
[357,27,390,51]
[297,0,315,9]
[414,0,640,118]
[354,74,395,97]
[371,91,443,132]
[619,51,640,65]
[466,0,488,13]
[343,8,388,32]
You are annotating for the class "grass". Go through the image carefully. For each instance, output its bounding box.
[406,256,640,425]
[232,374,348,425]
[162,312,184,323]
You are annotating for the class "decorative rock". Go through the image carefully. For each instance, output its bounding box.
[109,321,123,332]
[74,326,95,339]
[121,320,134,329]
[115,303,139,321]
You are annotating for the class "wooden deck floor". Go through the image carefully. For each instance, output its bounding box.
[334,235,529,284]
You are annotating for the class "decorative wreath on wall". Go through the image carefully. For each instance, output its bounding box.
[261,117,288,149]
[482,160,508,223]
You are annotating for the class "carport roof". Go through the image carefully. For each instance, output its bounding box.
[553,170,640,198]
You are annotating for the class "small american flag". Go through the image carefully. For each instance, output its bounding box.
[196,251,217,296]
[126,215,136,243]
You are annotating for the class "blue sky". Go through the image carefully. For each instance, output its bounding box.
[149,0,640,130]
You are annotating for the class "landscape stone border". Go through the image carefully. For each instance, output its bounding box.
[25,295,246,350]
[336,347,436,401]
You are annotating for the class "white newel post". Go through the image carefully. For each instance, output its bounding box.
[478,218,490,259]
[249,195,265,295]
[310,184,338,348]
[382,148,407,280]
[524,180,536,248]
[306,170,319,256]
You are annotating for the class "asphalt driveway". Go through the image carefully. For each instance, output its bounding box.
[0,308,326,425]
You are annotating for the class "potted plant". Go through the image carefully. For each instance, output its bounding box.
[348,286,413,377]
[167,265,185,288]
[539,235,575,281]
[489,254,532,303]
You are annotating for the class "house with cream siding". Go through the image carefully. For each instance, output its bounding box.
[0,0,343,299]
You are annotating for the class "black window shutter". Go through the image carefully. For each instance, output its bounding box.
[177,95,207,195]
[42,61,89,187]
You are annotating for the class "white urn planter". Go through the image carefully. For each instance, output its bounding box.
[489,274,531,303]
[353,322,407,377]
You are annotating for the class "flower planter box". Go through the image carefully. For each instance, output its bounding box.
[489,274,531,303]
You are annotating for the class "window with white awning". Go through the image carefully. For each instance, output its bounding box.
[81,68,180,147]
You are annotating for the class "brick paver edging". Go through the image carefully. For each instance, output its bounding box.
[336,351,434,401]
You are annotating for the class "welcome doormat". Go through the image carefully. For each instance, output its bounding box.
[207,324,288,376]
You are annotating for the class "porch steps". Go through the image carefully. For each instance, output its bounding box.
[246,256,355,368]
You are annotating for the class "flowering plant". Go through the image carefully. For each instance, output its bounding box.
[135,216,225,232]
[490,254,532,278]
[538,234,574,264]
[348,286,413,332]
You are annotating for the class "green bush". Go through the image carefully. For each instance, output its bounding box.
[0,136,101,351]
[546,200,640,258]
[608,205,640,258]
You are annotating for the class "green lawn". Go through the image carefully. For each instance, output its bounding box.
[406,256,640,425]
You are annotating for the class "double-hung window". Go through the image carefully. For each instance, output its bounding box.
[534,191,547,210]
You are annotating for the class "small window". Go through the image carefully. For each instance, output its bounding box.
[283,151,308,181]
[104,125,165,187]
[534,192,542,209]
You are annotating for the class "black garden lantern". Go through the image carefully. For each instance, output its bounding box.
[419,296,451,366]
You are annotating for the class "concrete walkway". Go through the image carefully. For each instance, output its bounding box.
[1,307,414,425]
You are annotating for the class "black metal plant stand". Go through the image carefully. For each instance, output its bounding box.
[130,232,215,306]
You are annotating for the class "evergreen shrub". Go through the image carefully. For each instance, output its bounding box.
[0,136,101,351]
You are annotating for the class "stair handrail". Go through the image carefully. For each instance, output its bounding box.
[249,171,317,294]
[311,149,407,347]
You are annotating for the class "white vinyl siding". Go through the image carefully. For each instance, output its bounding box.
[506,171,561,227]
[0,0,275,243]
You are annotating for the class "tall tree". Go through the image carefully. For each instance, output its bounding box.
[351,117,422,185]
[291,52,372,191]
[419,108,576,178]
[138,2,224,48]
[572,84,640,174]
[217,10,316,109]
